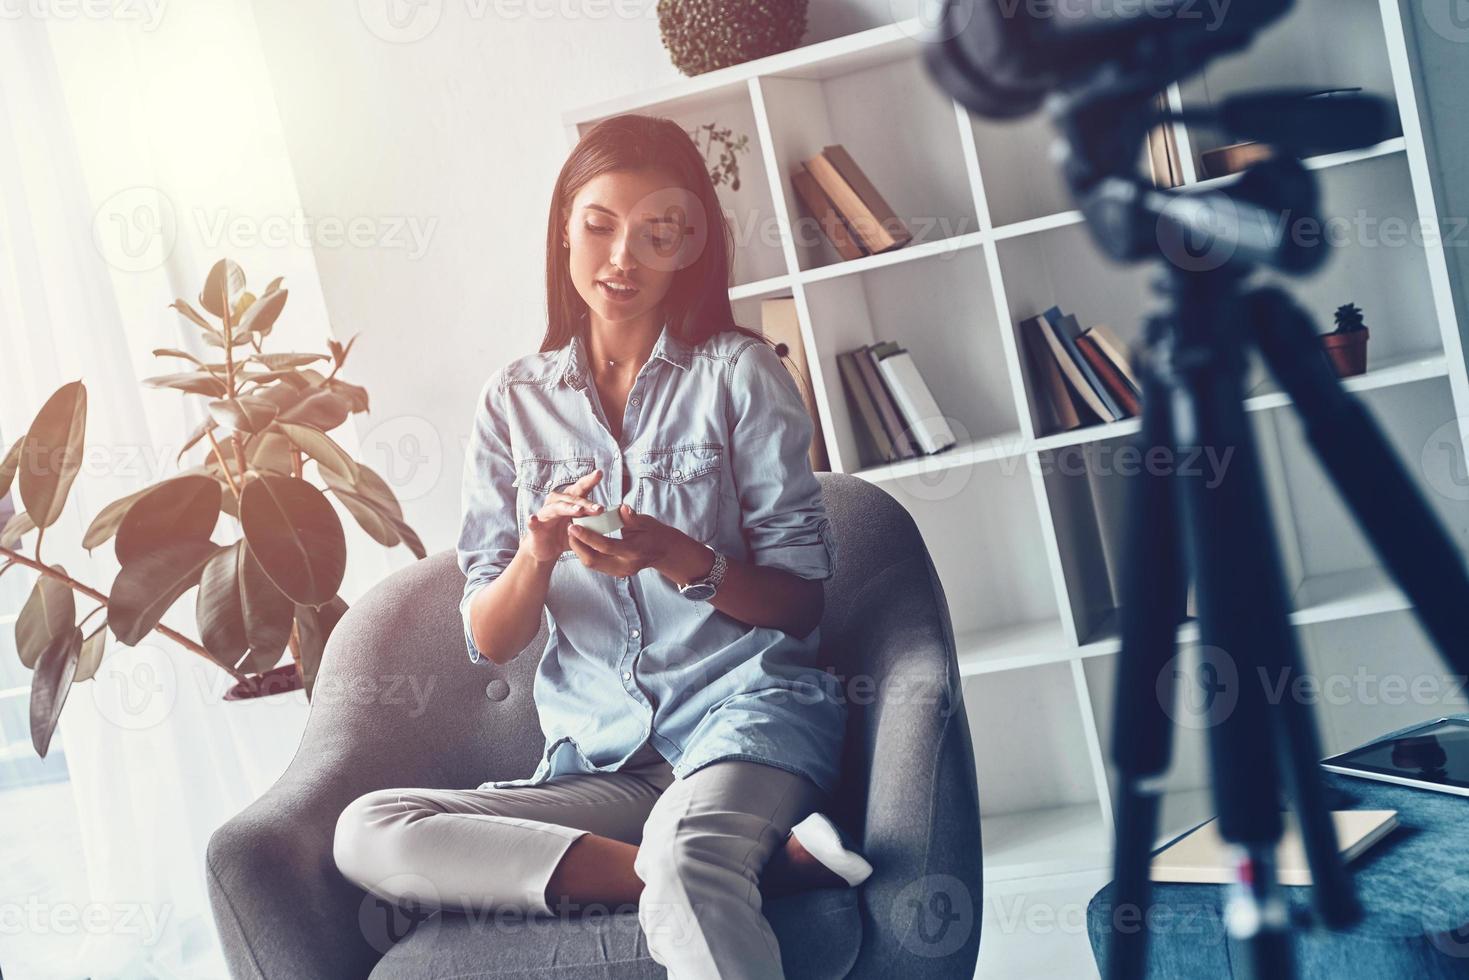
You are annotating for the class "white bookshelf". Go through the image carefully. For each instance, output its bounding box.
[565,5,1469,976]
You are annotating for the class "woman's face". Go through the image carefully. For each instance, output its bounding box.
[563,168,702,329]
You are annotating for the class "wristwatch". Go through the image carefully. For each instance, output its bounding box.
[677,545,727,601]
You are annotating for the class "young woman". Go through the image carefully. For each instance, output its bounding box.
[333,114,869,979]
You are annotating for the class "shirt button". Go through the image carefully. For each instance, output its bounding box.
[631,629,640,638]
[622,671,632,681]
[671,469,682,480]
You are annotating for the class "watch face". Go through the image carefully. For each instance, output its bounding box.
[680,583,716,601]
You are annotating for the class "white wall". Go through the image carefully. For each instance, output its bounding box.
[247,0,919,559]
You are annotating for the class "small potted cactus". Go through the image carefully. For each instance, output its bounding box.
[1322,302,1370,377]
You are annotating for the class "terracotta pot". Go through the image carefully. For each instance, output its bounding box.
[1321,328,1369,377]
[223,662,304,701]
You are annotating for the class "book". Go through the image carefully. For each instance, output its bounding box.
[1076,333,1141,417]
[1023,317,1083,433]
[870,341,957,455]
[837,350,896,464]
[1028,313,1114,424]
[1084,325,1141,392]
[760,297,830,471]
[1044,307,1126,422]
[1146,93,1184,189]
[1201,140,1275,179]
[790,164,867,261]
[855,345,920,459]
[805,145,911,254]
[1151,810,1398,886]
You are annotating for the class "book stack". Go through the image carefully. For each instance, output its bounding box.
[759,297,831,472]
[837,341,956,466]
[791,144,912,261]
[1022,306,1142,435]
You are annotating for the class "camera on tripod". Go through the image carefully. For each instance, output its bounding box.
[922,2,1469,978]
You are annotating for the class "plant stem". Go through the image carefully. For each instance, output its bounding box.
[0,544,248,683]
[205,428,241,502]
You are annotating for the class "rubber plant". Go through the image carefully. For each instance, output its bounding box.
[0,258,425,758]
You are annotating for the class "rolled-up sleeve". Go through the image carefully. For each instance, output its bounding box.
[456,371,519,664]
[726,340,838,582]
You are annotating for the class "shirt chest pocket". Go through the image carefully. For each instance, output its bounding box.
[513,455,596,561]
[634,443,722,544]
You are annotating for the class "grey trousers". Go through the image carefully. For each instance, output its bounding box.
[333,742,824,979]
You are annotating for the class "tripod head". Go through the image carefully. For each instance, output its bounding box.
[922,0,1395,274]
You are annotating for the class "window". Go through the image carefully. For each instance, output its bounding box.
[0,424,88,975]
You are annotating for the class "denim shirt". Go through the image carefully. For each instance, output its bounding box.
[456,320,845,794]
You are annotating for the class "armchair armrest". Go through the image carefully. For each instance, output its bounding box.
[207,551,546,979]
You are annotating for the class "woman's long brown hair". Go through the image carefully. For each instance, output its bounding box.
[540,113,767,355]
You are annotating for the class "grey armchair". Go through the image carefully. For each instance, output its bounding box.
[206,473,982,979]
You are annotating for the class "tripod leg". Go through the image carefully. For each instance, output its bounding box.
[1168,271,1331,979]
[1248,286,1469,674]
[1107,315,1189,980]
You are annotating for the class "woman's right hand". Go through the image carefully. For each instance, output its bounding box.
[523,467,605,563]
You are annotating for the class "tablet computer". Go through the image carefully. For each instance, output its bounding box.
[1321,717,1469,797]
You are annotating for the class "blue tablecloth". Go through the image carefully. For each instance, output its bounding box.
[1088,770,1469,978]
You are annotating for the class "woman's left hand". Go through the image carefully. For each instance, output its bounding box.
[567,503,697,580]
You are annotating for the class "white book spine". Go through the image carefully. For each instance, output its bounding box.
[876,350,955,454]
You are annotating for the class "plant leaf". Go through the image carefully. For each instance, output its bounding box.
[239,474,346,606]
[19,381,87,529]
[323,461,404,520]
[202,330,253,350]
[176,416,219,463]
[199,259,246,319]
[294,595,348,698]
[248,352,326,370]
[82,485,153,551]
[324,378,370,414]
[152,347,210,367]
[274,422,359,481]
[73,623,108,682]
[1,510,34,548]
[325,485,400,548]
[277,390,350,431]
[30,627,80,758]
[207,396,280,435]
[231,290,257,323]
[239,542,294,673]
[261,276,284,296]
[16,569,74,669]
[142,372,229,398]
[246,430,295,475]
[196,542,247,668]
[0,436,24,499]
[237,288,288,338]
[108,538,218,646]
[115,475,221,566]
[170,299,217,335]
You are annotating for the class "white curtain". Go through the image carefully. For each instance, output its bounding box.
[0,5,395,977]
